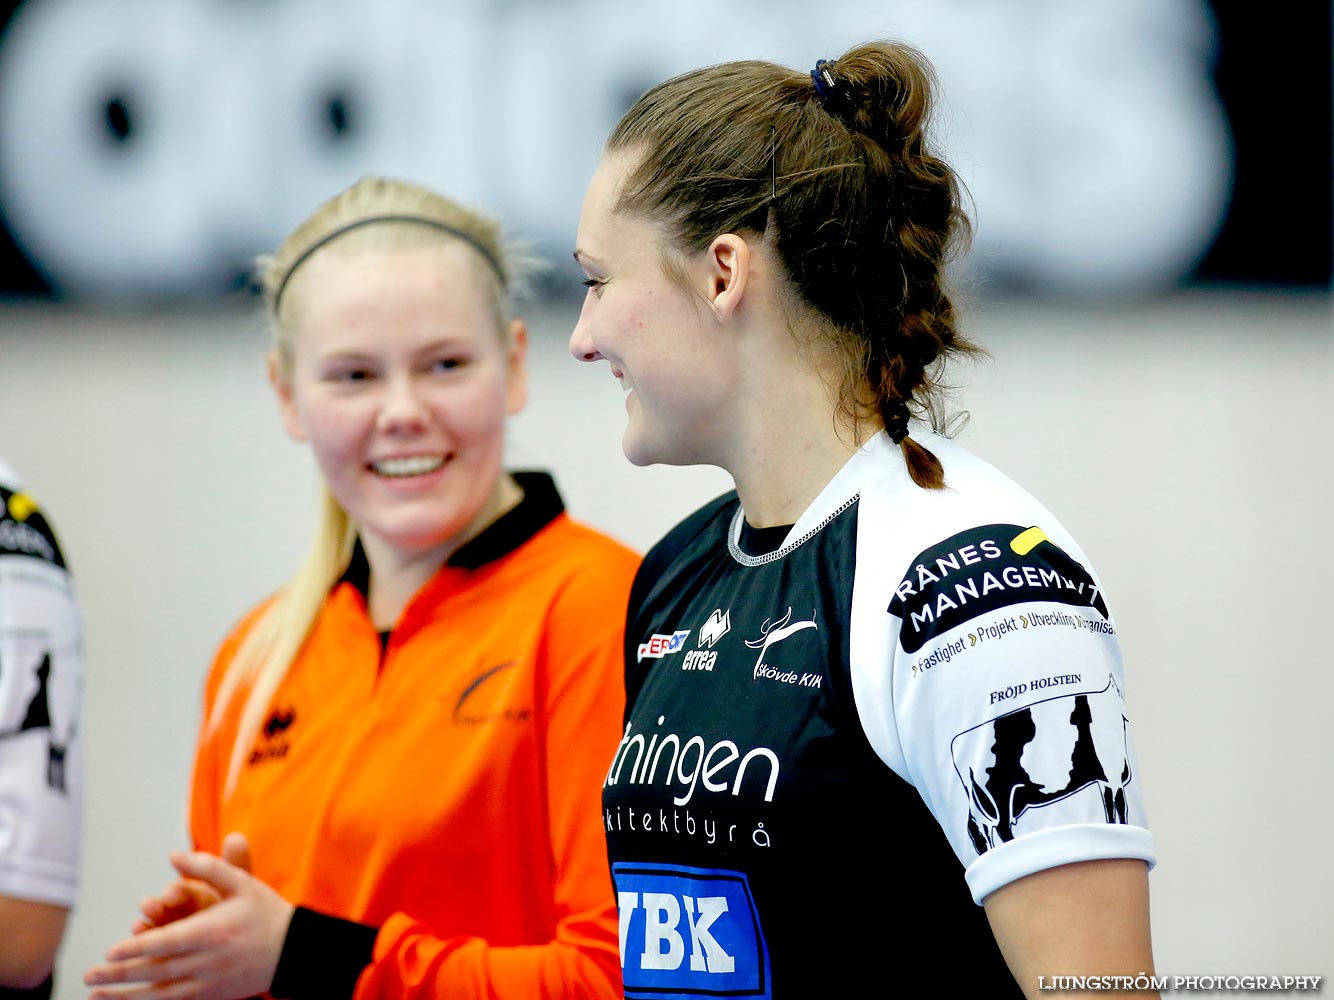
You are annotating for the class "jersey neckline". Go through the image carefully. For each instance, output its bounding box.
[339,470,566,596]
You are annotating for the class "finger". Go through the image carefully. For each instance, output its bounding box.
[87,949,221,1000]
[131,919,152,935]
[84,953,186,986]
[155,886,199,919]
[139,903,186,931]
[161,883,192,907]
[88,978,196,1000]
[221,831,252,873]
[139,880,196,924]
[102,922,202,963]
[163,879,220,913]
[168,850,248,896]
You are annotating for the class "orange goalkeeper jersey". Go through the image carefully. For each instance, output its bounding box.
[189,474,638,1000]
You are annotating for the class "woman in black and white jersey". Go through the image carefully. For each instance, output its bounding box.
[570,40,1160,1000]
[0,458,84,1000]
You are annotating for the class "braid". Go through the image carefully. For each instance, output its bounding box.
[818,45,979,489]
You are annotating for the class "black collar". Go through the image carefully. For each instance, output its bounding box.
[738,518,795,557]
[339,471,565,596]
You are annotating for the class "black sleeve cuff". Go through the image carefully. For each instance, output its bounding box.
[0,975,52,1000]
[270,906,379,1000]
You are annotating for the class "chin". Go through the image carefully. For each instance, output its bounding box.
[621,435,697,470]
[622,408,718,467]
[362,514,470,554]
[620,430,663,468]
[623,449,657,468]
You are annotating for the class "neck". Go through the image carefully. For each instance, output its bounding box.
[696,261,880,525]
[729,410,868,527]
[361,473,523,629]
[717,313,873,526]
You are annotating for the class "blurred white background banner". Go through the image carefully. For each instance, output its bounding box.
[0,0,1233,299]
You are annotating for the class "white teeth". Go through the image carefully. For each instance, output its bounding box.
[373,455,446,477]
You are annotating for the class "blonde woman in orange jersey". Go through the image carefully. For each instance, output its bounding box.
[85,176,639,1000]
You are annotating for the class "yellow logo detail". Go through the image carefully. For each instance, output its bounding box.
[1010,526,1049,556]
[6,492,37,522]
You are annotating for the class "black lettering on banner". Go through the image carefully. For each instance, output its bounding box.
[888,524,1109,654]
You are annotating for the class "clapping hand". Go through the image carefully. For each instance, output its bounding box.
[84,833,294,1000]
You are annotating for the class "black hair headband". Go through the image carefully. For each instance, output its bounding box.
[272,214,507,311]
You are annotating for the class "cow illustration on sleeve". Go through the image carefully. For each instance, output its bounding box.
[0,650,78,794]
[951,675,1132,855]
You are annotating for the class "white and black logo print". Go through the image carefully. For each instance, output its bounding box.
[952,675,1133,855]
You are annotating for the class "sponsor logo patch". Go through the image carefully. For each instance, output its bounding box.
[888,524,1109,653]
[952,674,1133,854]
[697,609,731,648]
[613,861,770,999]
[743,608,817,671]
[0,486,65,567]
[249,704,297,766]
[603,718,780,806]
[638,629,691,662]
[451,660,531,725]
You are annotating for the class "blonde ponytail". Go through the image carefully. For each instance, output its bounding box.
[206,488,355,796]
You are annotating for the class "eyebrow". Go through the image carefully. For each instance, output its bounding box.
[316,335,472,360]
[572,249,605,269]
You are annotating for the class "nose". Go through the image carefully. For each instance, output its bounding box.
[568,312,602,363]
[376,373,429,433]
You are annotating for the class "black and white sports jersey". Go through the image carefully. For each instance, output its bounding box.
[604,430,1155,999]
[0,458,84,909]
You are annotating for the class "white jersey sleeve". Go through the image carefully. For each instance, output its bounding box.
[0,458,84,908]
[848,433,1155,904]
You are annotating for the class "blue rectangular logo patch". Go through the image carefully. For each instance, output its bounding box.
[613,862,770,999]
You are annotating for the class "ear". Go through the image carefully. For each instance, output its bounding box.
[703,233,751,321]
[267,350,307,442]
[504,318,529,415]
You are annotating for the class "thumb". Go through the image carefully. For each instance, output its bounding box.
[221,831,253,873]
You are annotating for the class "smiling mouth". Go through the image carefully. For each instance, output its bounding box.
[371,455,448,478]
